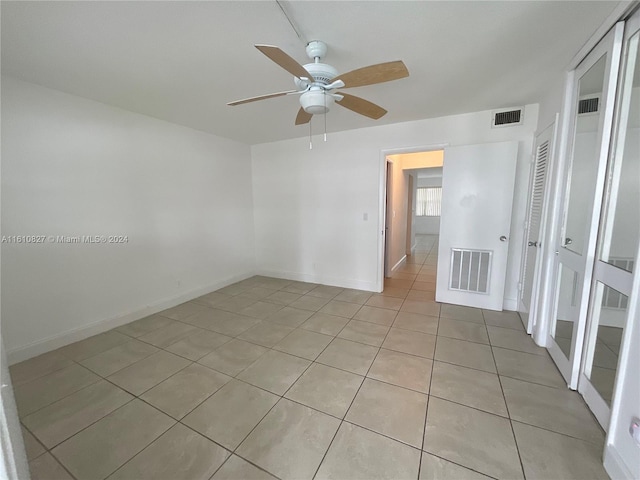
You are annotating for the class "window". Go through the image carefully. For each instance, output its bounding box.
[416,187,442,216]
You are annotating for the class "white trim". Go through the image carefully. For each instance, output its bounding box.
[7,271,255,364]
[568,2,637,69]
[391,255,407,274]
[503,297,518,312]
[604,443,635,480]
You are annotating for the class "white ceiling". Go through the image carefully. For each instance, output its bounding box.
[1,1,621,145]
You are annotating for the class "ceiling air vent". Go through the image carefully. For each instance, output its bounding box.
[491,107,524,128]
[578,97,599,114]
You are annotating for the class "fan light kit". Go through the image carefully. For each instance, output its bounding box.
[228,40,409,147]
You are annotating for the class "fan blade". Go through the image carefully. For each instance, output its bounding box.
[336,93,387,119]
[255,45,314,81]
[227,90,299,106]
[332,61,409,88]
[295,108,312,125]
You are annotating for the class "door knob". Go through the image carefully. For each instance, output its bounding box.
[500,236,508,242]
[564,237,573,245]
[528,241,538,247]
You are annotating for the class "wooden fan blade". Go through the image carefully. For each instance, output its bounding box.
[227,90,299,106]
[255,45,314,80]
[336,93,387,119]
[295,108,312,125]
[332,61,409,88]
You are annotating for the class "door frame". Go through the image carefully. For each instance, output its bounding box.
[377,144,448,292]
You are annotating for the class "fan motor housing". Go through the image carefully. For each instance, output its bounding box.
[294,62,339,88]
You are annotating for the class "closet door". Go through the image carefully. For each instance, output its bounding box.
[579,13,640,429]
[547,23,624,387]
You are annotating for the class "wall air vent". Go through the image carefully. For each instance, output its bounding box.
[491,107,524,128]
[578,96,599,114]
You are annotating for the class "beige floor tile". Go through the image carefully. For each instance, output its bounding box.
[380,287,409,299]
[319,300,362,318]
[165,330,232,361]
[212,294,259,314]
[398,263,422,273]
[29,453,74,480]
[430,361,507,417]
[419,452,491,480]
[501,377,605,444]
[273,329,333,360]
[14,364,101,417]
[80,339,159,377]
[437,318,489,344]
[212,455,277,480]
[424,397,523,479]
[22,426,45,461]
[512,422,609,480]
[243,286,280,300]
[57,331,130,361]
[10,350,73,387]
[346,378,427,447]
[191,291,233,308]
[307,285,344,299]
[237,321,295,348]
[108,423,229,480]
[140,363,231,419]
[334,289,373,305]
[338,320,390,347]
[407,290,436,302]
[353,305,398,326]
[365,294,404,310]
[160,301,210,321]
[382,328,436,358]
[289,295,331,312]
[264,290,302,306]
[52,399,175,480]
[285,363,363,418]
[282,281,318,295]
[385,278,414,289]
[487,326,547,355]
[316,422,421,480]
[239,301,284,319]
[197,339,267,377]
[237,350,310,395]
[183,379,278,450]
[237,398,340,480]
[215,284,251,296]
[393,312,438,335]
[107,350,190,396]
[482,310,524,330]
[138,322,198,348]
[439,304,485,324]
[434,337,496,373]
[493,347,566,388]
[401,299,441,317]
[187,310,260,336]
[368,348,433,393]
[412,281,436,292]
[316,338,379,375]
[265,306,314,328]
[116,314,174,338]
[22,380,132,448]
[300,312,349,336]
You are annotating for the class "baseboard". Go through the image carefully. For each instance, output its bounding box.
[604,443,634,480]
[256,268,378,293]
[503,297,518,312]
[391,255,407,274]
[7,271,255,365]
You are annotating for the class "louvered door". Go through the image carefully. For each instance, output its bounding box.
[521,124,553,311]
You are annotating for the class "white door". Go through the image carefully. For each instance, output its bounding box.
[519,121,555,332]
[547,24,623,387]
[436,141,518,310]
[578,12,640,429]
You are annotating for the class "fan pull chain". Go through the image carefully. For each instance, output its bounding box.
[309,119,313,150]
[324,92,327,142]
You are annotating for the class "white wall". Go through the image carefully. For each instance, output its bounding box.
[252,104,538,305]
[414,177,442,235]
[1,77,255,362]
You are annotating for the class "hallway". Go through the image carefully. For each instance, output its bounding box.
[13,235,608,480]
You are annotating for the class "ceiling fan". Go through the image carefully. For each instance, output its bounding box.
[227,40,409,125]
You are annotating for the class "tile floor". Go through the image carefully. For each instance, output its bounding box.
[13,235,609,480]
